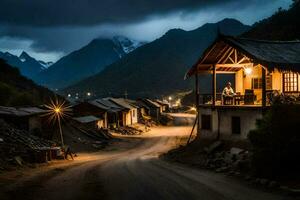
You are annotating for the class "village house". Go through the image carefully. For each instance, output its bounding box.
[186,35,300,139]
[107,98,138,126]
[140,99,161,121]
[73,115,103,130]
[0,106,46,134]
[71,101,108,129]
[155,99,170,112]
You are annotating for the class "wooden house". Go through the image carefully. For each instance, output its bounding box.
[141,99,161,121]
[155,100,169,112]
[73,115,104,129]
[71,101,108,128]
[0,106,46,133]
[186,35,300,139]
[107,98,138,126]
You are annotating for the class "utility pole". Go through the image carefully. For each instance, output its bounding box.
[124,90,128,99]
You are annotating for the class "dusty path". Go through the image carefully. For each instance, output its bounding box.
[0,115,292,200]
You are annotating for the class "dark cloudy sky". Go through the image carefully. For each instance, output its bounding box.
[0,0,292,62]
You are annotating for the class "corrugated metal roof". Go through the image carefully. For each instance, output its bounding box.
[144,99,161,108]
[73,115,100,123]
[90,99,124,113]
[106,98,136,110]
[0,106,46,117]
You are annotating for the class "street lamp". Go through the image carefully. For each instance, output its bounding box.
[44,98,71,147]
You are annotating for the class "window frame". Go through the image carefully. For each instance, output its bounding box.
[283,72,298,93]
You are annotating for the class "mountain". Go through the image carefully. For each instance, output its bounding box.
[113,36,146,54]
[0,51,45,79]
[34,36,146,89]
[244,1,300,40]
[0,59,56,106]
[38,60,53,68]
[63,19,250,98]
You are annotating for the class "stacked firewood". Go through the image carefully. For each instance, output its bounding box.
[114,126,143,135]
[0,119,55,166]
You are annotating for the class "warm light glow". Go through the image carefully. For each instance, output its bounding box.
[245,67,252,75]
[87,92,91,96]
[43,98,71,125]
[168,96,172,101]
[67,94,71,98]
[190,106,196,111]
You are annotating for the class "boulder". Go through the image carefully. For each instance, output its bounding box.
[230,147,244,155]
[204,141,223,154]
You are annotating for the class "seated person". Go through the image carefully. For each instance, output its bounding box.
[222,82,235,104]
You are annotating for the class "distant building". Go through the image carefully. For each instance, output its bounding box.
[186,35,300,139]
[155,100,169,112]
[0,106,46,133]
[140,99,161,121]
[106,98,138,126]
[73,115,104,129]
[71,101,108,128]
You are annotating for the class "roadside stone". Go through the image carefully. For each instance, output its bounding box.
[244,175,252,181]
[260,178,269,186]
[230,147,244,155]
[268,181,279,188]
[14,156,23,166]
[204,141,222,154]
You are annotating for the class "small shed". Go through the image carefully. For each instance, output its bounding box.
[73,115,104,129]
[107,98,138,126]
[140,99,161,121]
[71,101,108,128]
[155,100,170,112]
[0,106,46,133]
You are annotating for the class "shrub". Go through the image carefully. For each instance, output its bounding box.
[248,103,300,178]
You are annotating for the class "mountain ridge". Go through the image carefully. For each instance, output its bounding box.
[63,18,250,98]
[34,36,146,89]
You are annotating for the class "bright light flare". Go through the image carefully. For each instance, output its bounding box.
[244,67,252,75]
[43,98,71,124]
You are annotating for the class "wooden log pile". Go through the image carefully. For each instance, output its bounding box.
[113,126,143,135]
[0,119,56,166]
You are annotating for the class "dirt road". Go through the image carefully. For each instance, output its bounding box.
[0,115,292,200]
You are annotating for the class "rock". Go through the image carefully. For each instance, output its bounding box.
[260,179,269,186]
[244,175,252,181]
[204,141,223,154]
[0,137,3,142]
[234,172,241,176]
[14,156,23,166]
[230,147,244,155]
[268,181,279,188]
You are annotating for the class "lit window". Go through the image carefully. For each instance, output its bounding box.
[283,72,298,92]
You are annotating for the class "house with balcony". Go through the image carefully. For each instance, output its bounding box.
[186,35,300,139]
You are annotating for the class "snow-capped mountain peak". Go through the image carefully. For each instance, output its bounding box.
[38,60,53,68]
[112,36,146,54]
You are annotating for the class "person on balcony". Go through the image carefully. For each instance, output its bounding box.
[222,82,235,105]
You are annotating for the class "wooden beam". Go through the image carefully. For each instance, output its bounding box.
[212,65,217,106]
[195,74,201,135]
[261,65,267,107]
[217,47,232,64]
[222,48,235,64]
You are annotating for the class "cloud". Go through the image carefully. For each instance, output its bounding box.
[0,0,239,26]
[0,0,292,61]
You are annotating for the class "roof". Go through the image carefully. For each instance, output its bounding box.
[187,35,300,77]
[0,106,46,117]
[90,99,123,112]
[73,115,100,123]
[106,98,136,110]
[134,100,150,110]
[143,99,161,108]
[155,100,169,106]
